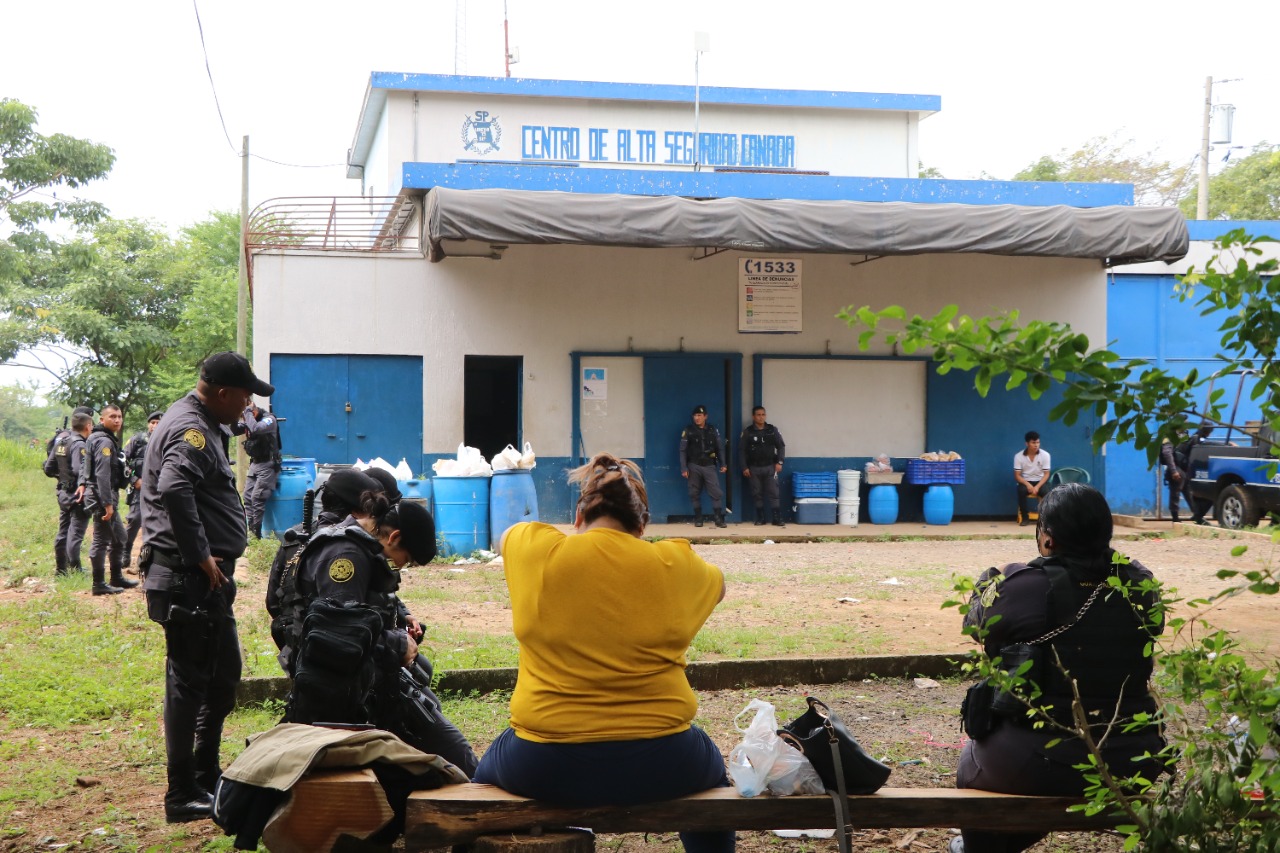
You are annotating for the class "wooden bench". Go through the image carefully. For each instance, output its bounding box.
[275,772,1121,852]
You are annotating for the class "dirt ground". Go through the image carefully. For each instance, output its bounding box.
[6,531,1276,852]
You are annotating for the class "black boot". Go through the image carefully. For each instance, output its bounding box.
[754,507,766,526]
[110,571,139,590]
[55,550,68,577]
[92,563,123,595]
[693,512,703,528]
[164,781,213,823]
[714,510,727,528]
[772,509,785,527]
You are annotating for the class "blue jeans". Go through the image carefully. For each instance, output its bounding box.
[475,726,734,853]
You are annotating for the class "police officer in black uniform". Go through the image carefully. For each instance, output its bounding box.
[82,404,136,594]
[139,351,273,823]
[287,491,479,776]
[122,411,163,568]
[954,483,1167,853]
[679,404,727,528]
[236,403,281,538]
[738,405,786,527]
[265,468,381,668]
[47,408,94,576]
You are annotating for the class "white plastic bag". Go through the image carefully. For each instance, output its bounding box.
[394,457,415,480]
[519,441,537,469]
[727,699,825,797]
[491,444,522,471]
[432,444,493,477]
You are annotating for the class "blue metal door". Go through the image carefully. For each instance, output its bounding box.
[270,354,350,463]
[642,354,741,523]
[350,355,424,470]
[269,354,424,466]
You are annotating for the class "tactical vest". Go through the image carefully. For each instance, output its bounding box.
[285,524,400,659]
[244,419,281,464]
[743,424,781,467]
[1000,554,1159,729]
[287,598,385,726]
[50,431,79,489]
[123,432,149,481]
[685,424,720,466]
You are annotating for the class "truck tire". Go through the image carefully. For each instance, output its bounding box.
[1215,485,1262,530]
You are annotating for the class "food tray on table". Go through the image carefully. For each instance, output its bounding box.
[904,459,966,485]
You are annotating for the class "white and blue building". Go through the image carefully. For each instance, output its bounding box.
[1104,220,1280,516]
[249,72,1188,523]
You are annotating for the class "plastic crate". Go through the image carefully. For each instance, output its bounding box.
[792,471,838,498]
[793,498,838,524]
[904,459,966,485]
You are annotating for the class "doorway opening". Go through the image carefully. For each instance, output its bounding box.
[464,356,522,461]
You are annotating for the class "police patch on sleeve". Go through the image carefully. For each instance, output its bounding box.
[183,429,206,450]
[329,558,355,583]
[979,579,1001,608]
[101,446,112,456]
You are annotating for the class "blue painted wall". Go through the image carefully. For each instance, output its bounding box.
[926,367,1102,517]
[405,162,1135,207]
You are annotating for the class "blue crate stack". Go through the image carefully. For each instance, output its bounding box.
[793,472,838,523]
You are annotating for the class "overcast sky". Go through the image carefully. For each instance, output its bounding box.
[4,0,1277,233]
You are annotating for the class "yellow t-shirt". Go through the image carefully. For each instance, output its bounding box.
[504,522,724,743]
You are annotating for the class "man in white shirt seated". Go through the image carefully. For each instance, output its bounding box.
[1013,431,1051,525]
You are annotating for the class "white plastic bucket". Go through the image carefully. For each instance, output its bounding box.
[837,498,861,527]
[837,469,862,501]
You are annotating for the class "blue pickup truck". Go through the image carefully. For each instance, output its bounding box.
[1187,427,1280,529]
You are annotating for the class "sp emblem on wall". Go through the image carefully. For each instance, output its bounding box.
[461,110,502,155]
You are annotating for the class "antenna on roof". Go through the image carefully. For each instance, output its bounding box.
[693,31,711,173]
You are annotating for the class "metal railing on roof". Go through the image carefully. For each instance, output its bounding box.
[245,195,421,254]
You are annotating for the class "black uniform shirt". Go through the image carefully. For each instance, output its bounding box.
[81,424,123,507]
[139,392,247,569]
[53,430,86,491]
[679,423,725,472]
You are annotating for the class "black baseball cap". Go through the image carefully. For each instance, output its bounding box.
[391,501,437,565]
[200,351,275,397]
[147,410,164,422]
[692,405,707,415]
[365,468,403,504]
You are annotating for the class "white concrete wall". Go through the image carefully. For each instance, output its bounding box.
[252,247,1103,457]
[380,90,914,176]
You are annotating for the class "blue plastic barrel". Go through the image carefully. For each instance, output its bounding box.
[399,478,433,507]
[490,469,539,551]
[433,476,490,557]
[263,460,315,538]
[923,484,954,525]
[283,456,316,484]
[868,484,899,525]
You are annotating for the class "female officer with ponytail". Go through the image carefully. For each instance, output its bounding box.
[288,489,478,775]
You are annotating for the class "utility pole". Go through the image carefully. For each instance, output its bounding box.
[1197,76,1211,221]
[237,135,249,492]
[504,0,511,78]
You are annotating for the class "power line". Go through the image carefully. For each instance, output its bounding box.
[250,153,346,169]
[191,0,346,170]
[191,0,237,154]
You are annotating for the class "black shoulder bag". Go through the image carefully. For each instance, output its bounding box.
[780,696,892,853]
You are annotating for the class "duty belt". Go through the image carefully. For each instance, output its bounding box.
[140,544,187,570]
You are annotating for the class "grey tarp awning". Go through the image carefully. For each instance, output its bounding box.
[424,187,1189,265]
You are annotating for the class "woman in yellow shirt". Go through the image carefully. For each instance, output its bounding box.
[474,453,732,853]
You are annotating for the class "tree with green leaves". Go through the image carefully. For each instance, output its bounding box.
[1012,136,1193,207]
[1180,143,1280,221]
[842,232,1280,850]
[0,99,114,284]
[8,218,197,419]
